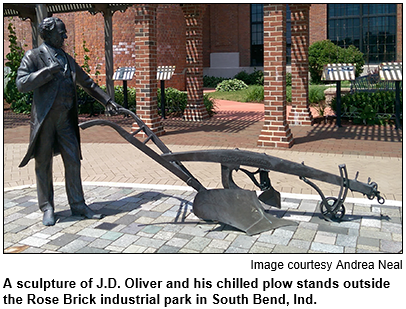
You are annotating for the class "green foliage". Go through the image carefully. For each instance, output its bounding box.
[81,38,91,74]
[111,85,137,108]
[76,87,103,114]
[331,91,401,125]
[233,69,264,86]
[215,79,249,92]
[157,87,187,116]
[309,40,364,84]
[244,85,264,102]
[203,76,228,88]
[203,94,217,117]
[309,85,328,116]
[10,93,33,114]
[286,86,292,103]
[286,72,292,87]
[204,69,264,88]
[309,85,327,104]
[77,85,137,115]
[157,87,216,117]
[4,19,33,113]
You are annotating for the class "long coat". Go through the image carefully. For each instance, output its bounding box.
[16,43,111,167]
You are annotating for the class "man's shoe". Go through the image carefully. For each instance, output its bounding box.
[70,203,104,219]
[42,209,56,226]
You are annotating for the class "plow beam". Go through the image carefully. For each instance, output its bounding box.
[161,149,384,202]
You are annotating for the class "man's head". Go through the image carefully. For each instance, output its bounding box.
[39,17,67,49]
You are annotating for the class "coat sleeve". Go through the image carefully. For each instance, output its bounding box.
[75,61,111,106]
[16,50,55,93]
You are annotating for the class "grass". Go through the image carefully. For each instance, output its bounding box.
[206,84,342,104]
[207,85,257,102]
[207,85,292,103]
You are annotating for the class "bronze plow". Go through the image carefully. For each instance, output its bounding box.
[79,108,384,235]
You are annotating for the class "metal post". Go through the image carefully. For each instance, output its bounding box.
[123,80,128,110]
[104,8,114,101]
[336,81,342,127]
[161,80,166,119]
[32,4,48,48]
[395,80,401,130]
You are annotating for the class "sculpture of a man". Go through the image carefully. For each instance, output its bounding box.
[16,17,120,226]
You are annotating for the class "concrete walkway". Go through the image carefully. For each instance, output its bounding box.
[3,100,403,253]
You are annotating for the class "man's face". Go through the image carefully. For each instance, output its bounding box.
[48,21,67,49]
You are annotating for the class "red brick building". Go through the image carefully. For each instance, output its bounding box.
[5,4,402,89]
[3,4,402,147]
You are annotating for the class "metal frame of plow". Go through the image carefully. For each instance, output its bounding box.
[80,108,385,235]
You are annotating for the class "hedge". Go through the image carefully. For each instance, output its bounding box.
[331,91,402,125]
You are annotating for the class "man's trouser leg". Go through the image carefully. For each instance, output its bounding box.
[54,109,85,207]
[34,119,55,213]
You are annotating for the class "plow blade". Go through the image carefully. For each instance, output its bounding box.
[193,189,297,236]
[258,187,282,209]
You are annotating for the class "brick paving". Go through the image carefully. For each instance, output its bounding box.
[4,184,402,253]
[4,102,402,157]
[3,100,403,253]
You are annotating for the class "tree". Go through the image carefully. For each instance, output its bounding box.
[309,40,364,84]
[4,19,33,113]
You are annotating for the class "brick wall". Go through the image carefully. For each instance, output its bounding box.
[288,4,313,126]
[238,5,251,67]
[181,4,209,121]
[133,4,163,135]
[203,4,251,68]
[157,4,186,90]
[3,17,32,58]
[73,11,105,82]
[397,4,402,61]
[258,4,293,148]
[309,4,327,44]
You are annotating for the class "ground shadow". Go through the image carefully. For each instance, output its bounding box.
[54,191,197,227]
[163,110,264,135]
[293,118,403,145]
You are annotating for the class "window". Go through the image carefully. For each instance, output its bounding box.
[250,4,291,66]
[328,4,397,63]
[250,4,264,66]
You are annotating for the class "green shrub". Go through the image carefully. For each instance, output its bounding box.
[234,69,264,86]
[244,85,264,102]
[10,93,33,114]
[233,71,251,85]
[157,87,216,117]
[309,85,327,104]
[286,72,292,87]
[203,94,217,117]
[216,79,248,92]
[77,85,136,115]
[109,85,137,109]
[157,87,187,116]
[203,75,228,88]
[331,91,402,125]
[286,86,292,103]
[249,69,264,86]
[309,85,328,116]
[4,19,33,114]
[309,40,364,84]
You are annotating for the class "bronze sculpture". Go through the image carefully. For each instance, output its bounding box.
[16,17,120,226]
[80,107,385,235]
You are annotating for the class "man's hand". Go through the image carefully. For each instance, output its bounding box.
[48,61,61,75]
[106,100,123,116]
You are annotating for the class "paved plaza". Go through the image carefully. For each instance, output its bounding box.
[3,100,403,254]
[4,183,402,253]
